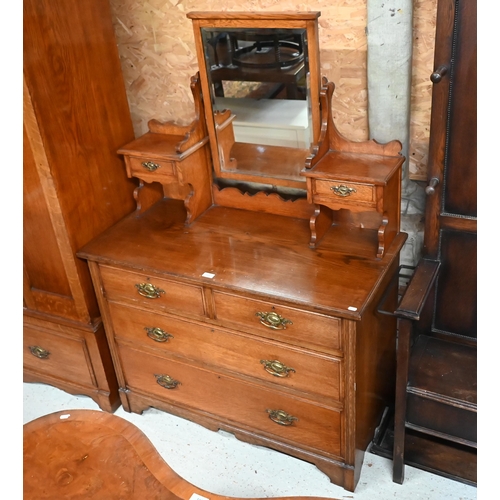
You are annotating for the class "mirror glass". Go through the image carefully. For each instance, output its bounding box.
[201,27,312,151]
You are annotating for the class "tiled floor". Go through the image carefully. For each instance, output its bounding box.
[22,382,477,500]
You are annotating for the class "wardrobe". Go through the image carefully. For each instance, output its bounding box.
[23,0,138,411]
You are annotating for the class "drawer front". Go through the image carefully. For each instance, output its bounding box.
[100,265,206,318]
[127,156,176,181]
[213,291,341,354]
[23,325,94,386]
[109,302,342,402]
[118,344,342,457]
[313,180,376,208]
[407,393,477,444]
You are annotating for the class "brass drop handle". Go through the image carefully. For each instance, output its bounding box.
[261,359,295,378]
[425,177,440,195]
[331,184,356,197]
[267,409,298,426]
[430,65,448,84]
[145,326,174,343]
[135,282,165,299]
[141,161,161,172]
[29,345,50,359]
[155,374,180,389]
[256,311,293,330]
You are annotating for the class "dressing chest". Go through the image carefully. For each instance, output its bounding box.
[78,12,407,491]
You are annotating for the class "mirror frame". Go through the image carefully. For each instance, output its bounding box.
[188,11,321,188]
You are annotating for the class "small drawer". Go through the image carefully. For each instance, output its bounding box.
[99,265,206,318]
[23,325,94,386]
[126,156,176,181]
[118,344,343,457]
[212,291,341,355]
[313,180,376,208]
[109,302,342,402]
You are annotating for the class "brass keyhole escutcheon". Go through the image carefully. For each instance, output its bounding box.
[261,359,295,378]
[135,282,165,299]
[29,345,50,359]
[155,374,180,389]
[145,327,174,343]
[141,161,161,172]
[331,184,356,197]
[256,311,293,330]
[266,409,298,426]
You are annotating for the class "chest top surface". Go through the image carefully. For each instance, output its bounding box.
[79,198,406,319]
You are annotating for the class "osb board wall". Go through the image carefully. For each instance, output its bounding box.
[109,0,436,181]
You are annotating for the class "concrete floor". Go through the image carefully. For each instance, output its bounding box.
[22,382,477,500]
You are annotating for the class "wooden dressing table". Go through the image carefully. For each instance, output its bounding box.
[78,12,406,492]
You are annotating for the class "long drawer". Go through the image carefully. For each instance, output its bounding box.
[109,302,342,402]
[213,291,342,354]
[117,343,343,457]
[23,325,95,386]
[99,265,206,318]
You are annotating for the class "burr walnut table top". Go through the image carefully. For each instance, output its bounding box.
[23,409,340,500]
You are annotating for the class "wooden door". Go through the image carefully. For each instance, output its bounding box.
[423,0,477,340]
[23,0,138,326]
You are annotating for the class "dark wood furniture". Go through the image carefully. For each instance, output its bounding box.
[23,0,140,412]
[23,410,341,500]
[78,12,407,492]
[392,0,477,485]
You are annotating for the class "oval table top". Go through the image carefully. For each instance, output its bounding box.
[24,409,340,500]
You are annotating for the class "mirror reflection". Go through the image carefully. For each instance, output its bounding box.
[201,27,312,150]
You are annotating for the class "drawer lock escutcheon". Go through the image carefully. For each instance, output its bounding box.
[331,184,356,197]
[256,311,293,330]
[135,282,165,299]
[267,409,298,426]
[155,374,180,389]
[145,327,174,343]
[29,345,50,359]
[141,161,161,172]
[261,359,295,378]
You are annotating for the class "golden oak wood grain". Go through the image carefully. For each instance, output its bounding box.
[24,410,341,500]
[23,0,139,411]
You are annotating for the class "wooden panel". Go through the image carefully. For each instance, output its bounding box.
[23,0,137,250]
[406,394,476,444]
[212,291,342,355]
[108,302,342,402]
[435,229,477,337]
[408,335,477,405]
[443,0,477,217]
[100,265,206,318]
[117,344,343,457]
[23,125,70,298]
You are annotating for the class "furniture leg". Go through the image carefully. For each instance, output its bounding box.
[393,318,411,484]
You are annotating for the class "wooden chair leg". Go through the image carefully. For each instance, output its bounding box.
[393,319,412,484]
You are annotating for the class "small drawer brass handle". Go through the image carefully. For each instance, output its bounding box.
[267,409,298,426]
[135,282,165,299]
[29,345,50,359]
[155,374,180,389]
[145,327,174,343]
[256,311,293,330]
[331,184,357,197]
[141,161,161,172]
[261,359,295,378]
